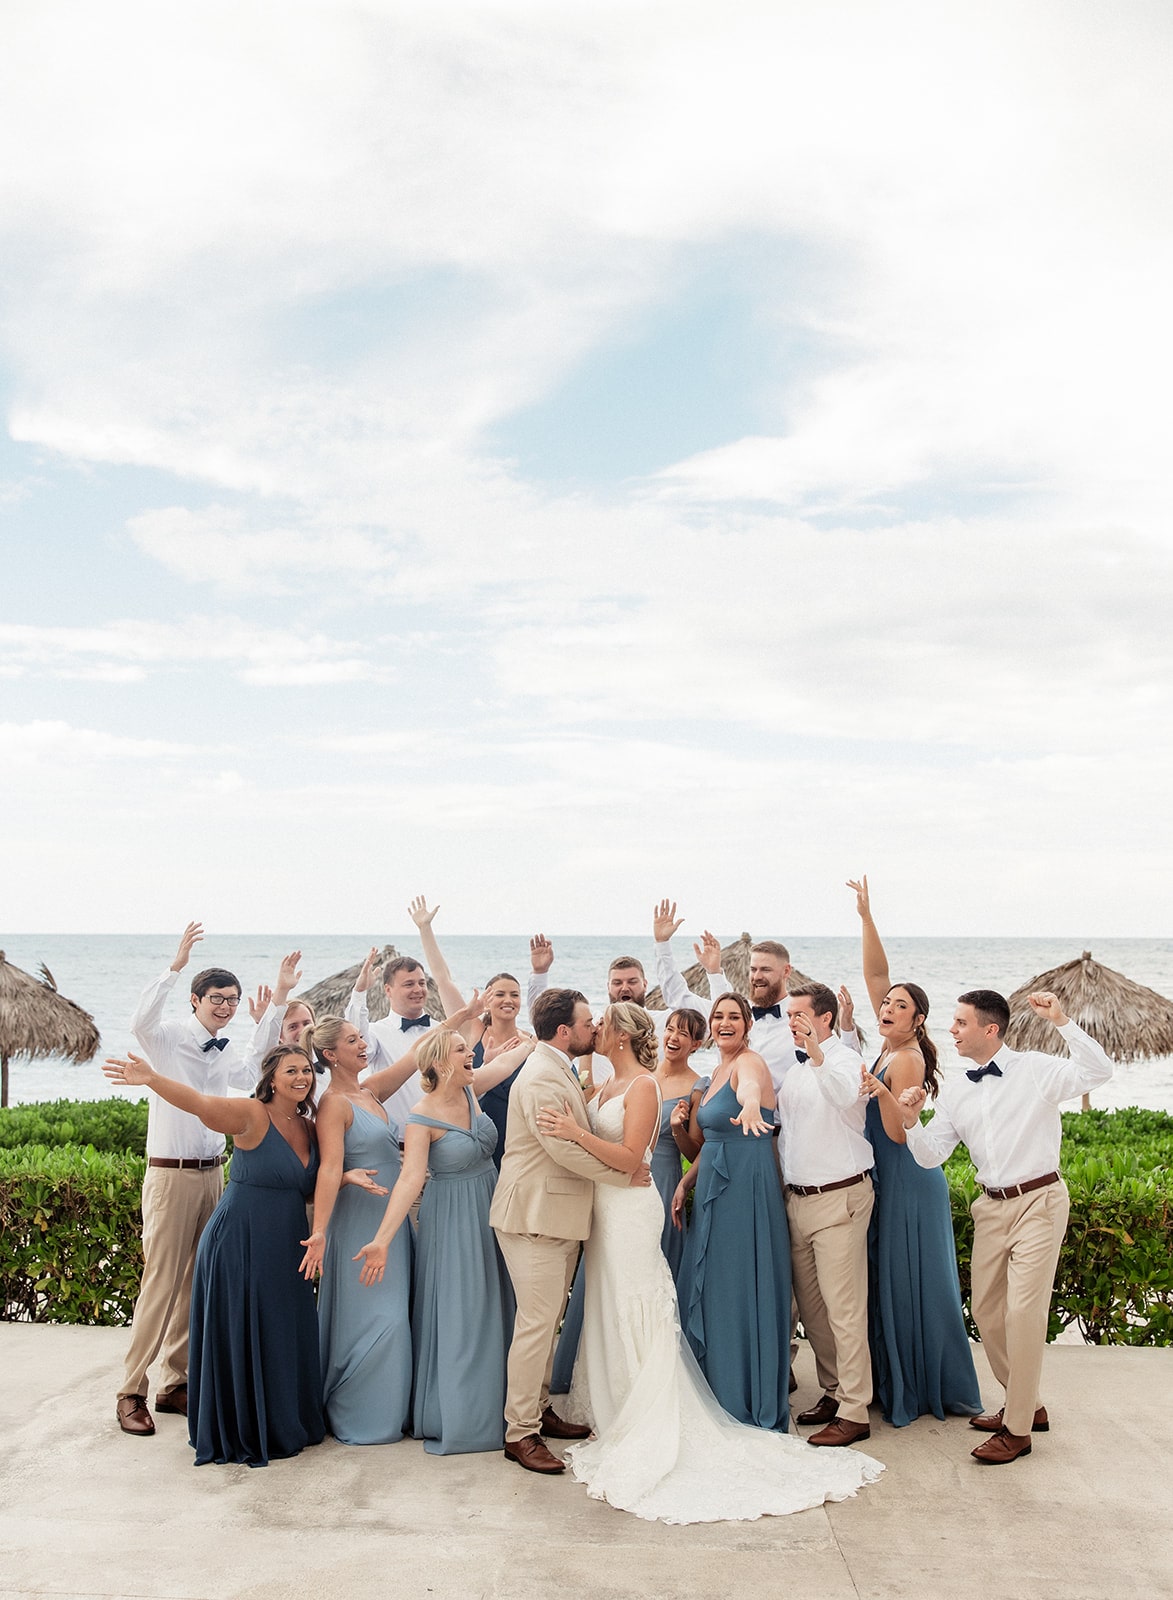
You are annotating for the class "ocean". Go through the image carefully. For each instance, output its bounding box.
[3,932,1173,1112]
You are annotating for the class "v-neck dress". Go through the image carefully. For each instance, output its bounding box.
[188,1121,324,1466]
[407,1086,514,1453]
[318,1101,414,1443]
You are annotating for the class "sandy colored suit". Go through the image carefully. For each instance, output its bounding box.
[490,1042,631,1442]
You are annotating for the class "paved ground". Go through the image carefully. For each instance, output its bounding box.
[1,1325,1170,1600]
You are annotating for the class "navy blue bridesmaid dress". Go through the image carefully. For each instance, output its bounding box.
[188,1122,325,1466]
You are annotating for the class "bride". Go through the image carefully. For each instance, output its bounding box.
[536,1001,884,1525]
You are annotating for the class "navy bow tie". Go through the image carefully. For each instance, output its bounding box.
[752,1004,782,1021]
[795,1049,809,1063]
[966,1061,1003,1083]
[400,1014,431,1032]
[202,1037,229,1053]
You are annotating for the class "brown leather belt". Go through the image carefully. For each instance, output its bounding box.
[981,1171,1060,1200]
[147,1154,229,1170]
[787,1170,870,1197]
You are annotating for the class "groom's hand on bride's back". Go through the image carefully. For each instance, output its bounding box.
[629,1160,651,1187]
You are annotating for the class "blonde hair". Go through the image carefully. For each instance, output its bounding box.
[301,1015,347,1073]
[416,1028,458,1093]
[605,1002,658,1073]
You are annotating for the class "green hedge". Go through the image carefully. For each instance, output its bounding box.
[0,1098,149,1155]
[1,1105,1171,1338]
[945,1108,1173,1345]
[0,1144,146,1325]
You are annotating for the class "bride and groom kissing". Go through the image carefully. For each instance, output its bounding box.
[488,986,881,1523]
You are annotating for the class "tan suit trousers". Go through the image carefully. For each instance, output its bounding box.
[120,1164,224,1400]
[969,1179,1069,1437]
[786,1177,874,1425]
[495,1230,579,1444]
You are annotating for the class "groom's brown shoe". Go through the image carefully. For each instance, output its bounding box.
[797,1394,839,1426]
[504,1434,565,1474]
[541,1407,591,1440]
[808,1418,871,1447]
[970,1406,1049,1433]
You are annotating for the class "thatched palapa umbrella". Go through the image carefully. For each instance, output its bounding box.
[1006,950,1173,1107]
[301,945,446,1023]
[644,933,815,1010]
[0,952,101,1108]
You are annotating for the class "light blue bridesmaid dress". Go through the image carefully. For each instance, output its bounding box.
[865,1064,982,1426]
[407,1086,514,1453]
[317,1103,414,1444]
[678,1078,792,1431]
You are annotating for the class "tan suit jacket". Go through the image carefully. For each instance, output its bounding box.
[489,1041,629,1239]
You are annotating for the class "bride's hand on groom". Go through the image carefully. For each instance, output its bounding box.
[536,1099,579,1143]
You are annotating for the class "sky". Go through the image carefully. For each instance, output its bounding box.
[2,0,1172,938]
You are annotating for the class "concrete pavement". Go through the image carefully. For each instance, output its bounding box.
[0,1325,1170,1600]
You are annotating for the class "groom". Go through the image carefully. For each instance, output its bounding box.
[490,987,650,1474]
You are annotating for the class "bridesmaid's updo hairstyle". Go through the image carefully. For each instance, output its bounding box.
[416,1029,457,1093]
[886,982,940,1098]
[605,1003,659,1073]
[255,1046,316,1116]
[300,1015,347,1075]
[665,1008,705,1045]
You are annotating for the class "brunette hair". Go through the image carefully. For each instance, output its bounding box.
[886,981,940,1097]
[383,956,424,985]
[531,988,588,1041]
[958,988,1011,1037]
[709,991,754,1035]
[665,1007,705,1044]
[605,1003,658,1073]
[255,1046,316,1116]
[788,980,839,1028]
[189,967,240,1005]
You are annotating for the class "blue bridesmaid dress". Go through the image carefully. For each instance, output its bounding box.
[651,1081,708,1283]
[678,1079,792,1431]
[407,1086,514,1453]
[472,1037,523,1173]
[317,1103,414,1443]
[865,1065,982,1426]
[188,1123,324,1466]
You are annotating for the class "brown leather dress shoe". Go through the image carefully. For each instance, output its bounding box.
[504,1434,566,1474]
[540,1406,591,1440]
[808,1417,871,1447]
[797,1394,840,1427]
[116,1395,156,1436]
[155,1385,188,1416]
[971,1427,1032,1464]
[970,1405,1048,1433]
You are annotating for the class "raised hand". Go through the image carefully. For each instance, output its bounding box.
[1027,990,1070,1026]
[353,1241,388,1286]
[299,1230,326,1280]
[170,921,204,973]
[340,1167,389,1197]
[838,985,856,1031]
[354,946,380,995]
[529,934,554,974]
[653,899,685,943]
[247,984,272,1025]
[408,896,437,928]
[442,989,484,1031]
[846,876,871,919]
[102,1052,155,1088]
[274,950,302,1004]
[695,929,723,975]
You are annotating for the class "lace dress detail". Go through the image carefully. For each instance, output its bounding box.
[564,1090,883,1523]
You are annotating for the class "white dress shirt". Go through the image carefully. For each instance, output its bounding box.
[130,969,254,1161]
[346,987,431,1139]
[777,1031,873,1188]
[749,1005,802,1099]
[905,1021,1114,1189]
[241,1002,285,1081]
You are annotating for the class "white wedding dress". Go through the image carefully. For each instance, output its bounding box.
[563,1086,884,1524]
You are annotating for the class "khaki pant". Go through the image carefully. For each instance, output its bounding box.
[970,1180,1069,1436]
[786,1177,874,1424]
[495,1230,579,1444]
[119,1164,223,1400]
